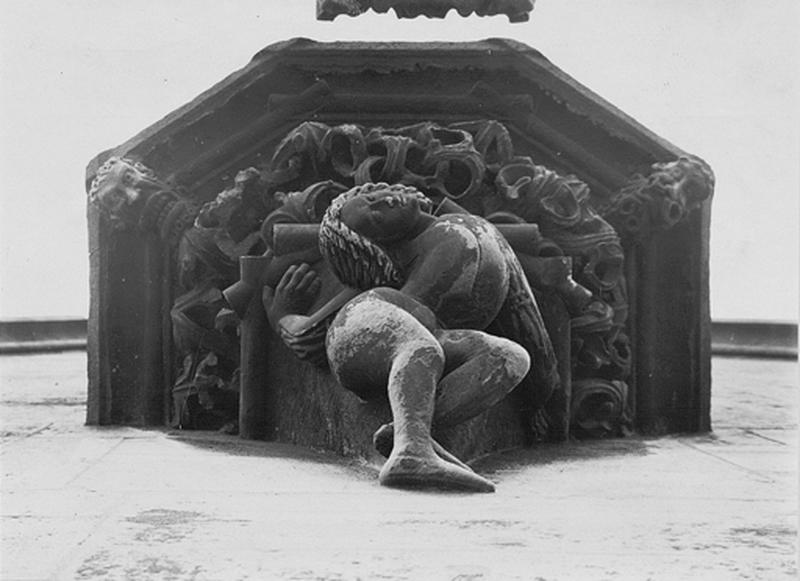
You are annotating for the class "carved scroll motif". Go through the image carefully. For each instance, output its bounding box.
[317,0,535,22]
[570,379,632,438]
[486,154,632,426]
[601,155,715,242]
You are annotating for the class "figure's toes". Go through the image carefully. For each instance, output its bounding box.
[379,454,495,493]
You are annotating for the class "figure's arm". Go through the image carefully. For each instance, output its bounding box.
[263,263,358,365]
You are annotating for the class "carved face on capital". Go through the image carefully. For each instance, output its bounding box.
[339,184,433,243]
[88,157,165,219]
[650,157,714,204]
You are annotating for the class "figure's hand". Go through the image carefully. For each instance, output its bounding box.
[276,263,322,313]
[263,263,322,329]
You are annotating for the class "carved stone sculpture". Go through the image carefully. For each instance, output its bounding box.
[87,159,279,431]
[88,156,197,240]
[169,167,279,430]
[251,120,637,439]
[86,39,714,459]
[87,116,708,470]
[128,117,705,445]
[485,155,633,434]
[265,182,558,491]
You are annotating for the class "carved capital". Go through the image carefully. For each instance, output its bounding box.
[603,155,714,241]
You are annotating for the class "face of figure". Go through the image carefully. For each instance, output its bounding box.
[340,188,432,243]
[93,164,145,215]
[90,159,164,218]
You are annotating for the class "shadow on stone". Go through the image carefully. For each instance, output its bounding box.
[167,429,379,478]
[472,437,651,475]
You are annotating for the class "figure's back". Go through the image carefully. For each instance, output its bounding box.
[401,214,510,330]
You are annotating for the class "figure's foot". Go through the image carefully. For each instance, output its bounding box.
[373,423,474,473]
[379,450,495,493]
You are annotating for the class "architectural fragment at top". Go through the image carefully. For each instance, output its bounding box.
[317,0,535,22]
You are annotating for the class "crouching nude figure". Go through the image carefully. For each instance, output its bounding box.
[272,183,556,492]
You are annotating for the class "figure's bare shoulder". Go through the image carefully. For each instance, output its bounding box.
[416,213,488,249]
[433,213,504,241]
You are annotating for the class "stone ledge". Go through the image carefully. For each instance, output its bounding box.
[0,339,87,355]
[2,319,796,358]
[711,321,797,360]
[0,319,87,354]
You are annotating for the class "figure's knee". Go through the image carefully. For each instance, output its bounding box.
[491,338,530,386]
[415,341,446,370]
[391,340,445,381]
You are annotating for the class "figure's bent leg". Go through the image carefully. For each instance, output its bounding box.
[374,330,528,474]
[433,330,530,427]
[327,291,494,492]
[379,344,496,493]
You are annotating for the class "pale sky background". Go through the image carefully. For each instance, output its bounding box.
[0,0,798,322]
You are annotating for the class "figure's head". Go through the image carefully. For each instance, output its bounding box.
[319,183,433,290]
[88,157,164,219]
[649,155,715,205]
[337,182,433,243]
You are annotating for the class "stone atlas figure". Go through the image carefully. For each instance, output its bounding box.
[265,182,559,492]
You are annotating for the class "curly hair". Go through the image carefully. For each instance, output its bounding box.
[318,182,431,291]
